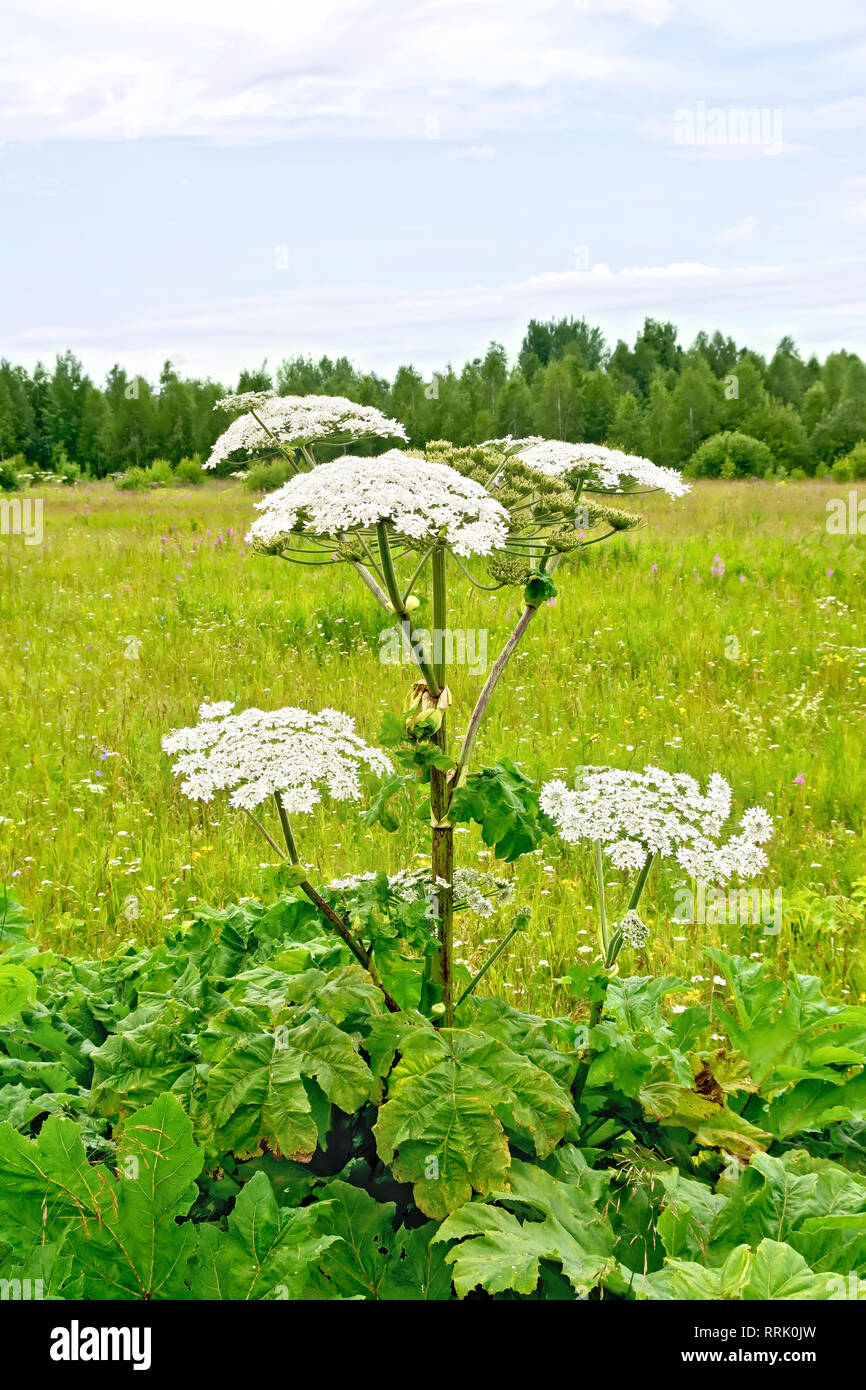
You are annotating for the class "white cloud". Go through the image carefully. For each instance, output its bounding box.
[0,0,646,144]
[714,215,759,245]
[7,254,865,381]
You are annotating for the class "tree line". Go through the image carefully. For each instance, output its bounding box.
[2,317,865,480]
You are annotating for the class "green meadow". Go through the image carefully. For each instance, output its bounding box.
[2,476,864,1011]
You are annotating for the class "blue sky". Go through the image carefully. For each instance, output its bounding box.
[2,0,865,386]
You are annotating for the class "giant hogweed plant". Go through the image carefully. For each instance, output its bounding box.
[192,393,706,1028]
[3,398,866,1301]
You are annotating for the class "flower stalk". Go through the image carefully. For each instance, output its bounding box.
[429,544,454,1025]
[272,794,399,1012]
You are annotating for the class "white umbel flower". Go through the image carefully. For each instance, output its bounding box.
[162,701,393,814]
[326,866,514,918]
[510,440,689,499]
[246,449,509,557]
[214,391,277,414]
[205,394,407,468]
[541,765,773,882]
[618,910,650,948]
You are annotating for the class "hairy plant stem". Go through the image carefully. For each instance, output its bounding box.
[453,604,538,790]
[349,558,391,609]
[429,545,454,1026]
[376,522,441,697]
[452,553,562,792]
[271,795,399,1012]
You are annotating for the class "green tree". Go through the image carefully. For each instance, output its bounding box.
[532,359,584,440]
[766,336,808,408]
[493,374,535,437]
[236,362,273,392]
[607,391,649,455]
[743,401,811,472]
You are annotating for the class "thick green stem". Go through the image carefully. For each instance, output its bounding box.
[429,546,454,1026]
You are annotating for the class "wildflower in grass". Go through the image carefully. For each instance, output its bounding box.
[205,394,407,468]
[501,439,690,498]
[162,700,393,813]
[793,773,805,785]
[247,450,509,558]
[710,555,726,577]
[540,765,773,882]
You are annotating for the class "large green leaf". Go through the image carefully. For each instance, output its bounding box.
[374,1025,577,1218]
[308,1180,452,1300]
[191,1171,337,1299]
[0,962,37,1025]
[708,950,866,1099]
[0,887,31,945]
[743,1239,837,1300]
[207,1015,374,1160]
[639,1240,836,1301]
[449,759,553,862]
[711,1150,866,1256]
[0,1093,203,1299]
[433,1153,619,1297]
[89,1003,200,1114]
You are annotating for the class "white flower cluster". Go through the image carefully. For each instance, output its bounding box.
[451,867,516,918]
[327,865,514,918]
[205,394,408,468]
[618,909,650,948]
[162,701,393,814]
[540,765,773,882]
[214,391,277,414]
[504,439,689,499]
[246,449,509,557]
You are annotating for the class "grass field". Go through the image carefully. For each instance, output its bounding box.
[2,476,865,1012]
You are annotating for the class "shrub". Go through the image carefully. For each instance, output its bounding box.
[145,458,175,487]
[0,456,23,491]
[244,459,294,492]
[115,465,150,491]
[686,430,774,478]
[831,456,854,482]
[175,455,204,485]
[832,439,866,481]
